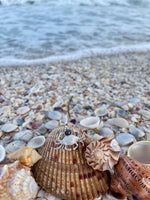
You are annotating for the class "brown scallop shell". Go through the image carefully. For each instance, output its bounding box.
[85,137,121,171]
[110,155,150,200]
[32,124,110,200]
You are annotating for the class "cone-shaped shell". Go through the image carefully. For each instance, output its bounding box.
[32,124,110,200]
[0,161,39,200]
[85,137,120,171]
[111,156,150,200]
[7,146,42,167]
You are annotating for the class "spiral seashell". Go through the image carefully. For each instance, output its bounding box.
[85,137,121,171]
[111,156,150,200]
[0,161,39,200]
[7,146,42,167]
[32,124,110,200]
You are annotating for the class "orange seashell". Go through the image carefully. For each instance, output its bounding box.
[85,137,121,171]
[111,156,150,200]
[7,146,42,167]
[32,124,110,200]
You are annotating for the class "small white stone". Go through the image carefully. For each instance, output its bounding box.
[2,123,18,133]
[47,111,62,120]
[80,116,100,129]
[45,120,59,130]
[116,133,136,146]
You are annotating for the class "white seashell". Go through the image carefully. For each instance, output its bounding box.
[139,109,150,119]
[107,118,129,128]
[16,106,30,115]
[93,134,104,141]
[129,126,145,138]
[94,106,108,117]
[0,145,6,162]
[97,121,104,130]
[80,116,100,129]
[2,123,18,133]
[99,127,114,138]
[0,106,12,117]
[45,120,59,130]
[0,161,38,200]
[5,140,26,153]
[14,130,33,142]
[27,136,45,149]
[47,111,62,120]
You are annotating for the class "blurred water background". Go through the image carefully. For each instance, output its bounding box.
[0,0,150,66]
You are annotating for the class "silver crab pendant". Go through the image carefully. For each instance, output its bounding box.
[54,127,85,151]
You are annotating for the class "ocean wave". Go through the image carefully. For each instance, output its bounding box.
[0,44,150,67]
[0,0,149,6]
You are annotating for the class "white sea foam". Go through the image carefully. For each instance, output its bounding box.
[0,43,150,67]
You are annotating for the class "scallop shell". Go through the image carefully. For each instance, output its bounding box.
[7,146,42,167]
[80,116,100,129]
[0,161,39,200]
[32,124,110,200]
[85,137,120,171]
[0,145,6,162]
[27,135,45,149]
[111,156,150,200]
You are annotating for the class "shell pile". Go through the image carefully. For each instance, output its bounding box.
[85,137,121,171]
[111,156,150,200]
[0,161,39,200]
[32,124,110,200]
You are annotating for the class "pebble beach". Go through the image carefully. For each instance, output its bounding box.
[0,51,150,200]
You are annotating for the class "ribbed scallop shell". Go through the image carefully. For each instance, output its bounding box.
[0,161,39,200]
[85,137,120,171]
[111,156,150,200]
[32,124,110,200]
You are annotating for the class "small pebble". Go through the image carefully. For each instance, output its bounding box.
[45,120,59,130]
[99,127,114,137]
[16,106,30,115]
[129,126,145,138]
[14,130,33,142]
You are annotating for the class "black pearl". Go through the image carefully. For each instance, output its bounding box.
[65,129,71,136]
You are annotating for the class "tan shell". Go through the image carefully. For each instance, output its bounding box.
[32,124,110,200]
[0,161,39,200]
[7,146,42,167]
[111,156,150,200]
[85,137,120,171]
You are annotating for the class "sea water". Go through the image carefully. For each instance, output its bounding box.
[0,0,150,66]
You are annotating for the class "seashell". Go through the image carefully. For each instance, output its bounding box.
[47,111,62,120]
[45,120,59,130]
[129,126,145,138]
[16,106,30,115]
[127,141,150,167]
[94,107,108,117]
[110,156,150,200]
[14,130,33,142]
[99,127,114,138]
[27,136,45,149]
[7,146,42,167]
[2,123,18,133]
[85,137,120,171]
[107,118,129,128]
[0,145,6,162]
[116,133,136,146]
[32,124,110,200]
[5,140,26,153]
[0,161,39,200]
[80,116,100,129]
[139,109,150,119]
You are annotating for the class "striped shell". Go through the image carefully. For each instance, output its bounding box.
[85,137,120,171]
[111,156,150,200]
[32,124,110,200]
[0,161,39,200]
